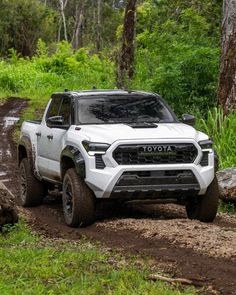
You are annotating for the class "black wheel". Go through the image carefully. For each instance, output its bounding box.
[186,176,219,222]
[62,168,95,227]
[19,158,45,207]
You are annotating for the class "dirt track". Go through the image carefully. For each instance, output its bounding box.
[1,98,236,295]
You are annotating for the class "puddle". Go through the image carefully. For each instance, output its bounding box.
[3,116,20,128]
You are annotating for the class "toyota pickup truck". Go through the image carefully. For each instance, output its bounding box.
[18,89,219,227]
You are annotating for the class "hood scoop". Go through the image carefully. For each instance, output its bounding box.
[126,122,158,129]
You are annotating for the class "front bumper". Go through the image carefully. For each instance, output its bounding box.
[84,139,215,199]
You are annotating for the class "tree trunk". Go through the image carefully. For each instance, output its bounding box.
[117,0,137,88]
[58,0,68,41]
[72,1,85,49]
[218,0,236,114]
[97,0,102,52]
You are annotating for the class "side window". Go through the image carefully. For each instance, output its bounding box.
[46,98,62,120]
[59,97,71,125]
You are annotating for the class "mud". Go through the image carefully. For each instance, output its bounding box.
[0,184,18,228]
[1,98,236,295]
[0,98,28,195]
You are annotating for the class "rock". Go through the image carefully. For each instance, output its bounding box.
[0,183,18,229]
[217,168,236,202]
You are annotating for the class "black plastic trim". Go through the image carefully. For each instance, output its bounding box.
[95,154,106,169]
[61,146,85,179]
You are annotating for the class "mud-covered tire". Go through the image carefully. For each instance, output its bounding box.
[186,176,219,222]
[62,168,95,227]
[19,158,45,207]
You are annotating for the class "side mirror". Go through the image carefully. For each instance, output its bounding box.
[47,116,69,129]
[181,114,196,126]
[47,115,64,125]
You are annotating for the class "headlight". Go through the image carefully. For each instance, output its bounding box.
[198,139,213,150]
[82,141,110,156]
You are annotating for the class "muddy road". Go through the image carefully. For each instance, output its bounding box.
[1,98,236,295]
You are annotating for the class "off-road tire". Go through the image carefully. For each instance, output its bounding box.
[186,176,219,222]
[62,168,95,227]
[19,158,45,207]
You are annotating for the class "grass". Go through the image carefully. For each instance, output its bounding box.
[0,42,115,121]
[198,107,236,169]
[0,221,197,295]
[219,201,236,214]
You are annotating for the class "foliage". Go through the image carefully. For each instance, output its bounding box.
[132,1,221,115]
[0,221,196,295]
[0,0,56,56]
[0,41,115,118]
[219,201,236,214]
[198,108,236,169]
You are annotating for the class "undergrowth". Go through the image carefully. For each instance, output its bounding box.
[219,201,236,214]
[0,221,196,295]
[0,41,115,107]
[198,108,236,169]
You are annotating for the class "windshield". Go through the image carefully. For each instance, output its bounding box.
[77,95,175,124]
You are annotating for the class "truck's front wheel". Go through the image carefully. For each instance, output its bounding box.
[19,158,45,206]
[186,176,219,222]
[62,168,95,227]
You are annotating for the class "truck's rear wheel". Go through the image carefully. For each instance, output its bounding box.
[19,158,45,207]
[62,168,95,227]
[186,176,219,222]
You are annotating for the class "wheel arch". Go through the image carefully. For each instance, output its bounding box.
[18,136,41,180]
[18,136,34,166]
[60,145,85,180]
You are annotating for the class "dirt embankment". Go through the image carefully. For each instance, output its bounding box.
[1,98,236,295]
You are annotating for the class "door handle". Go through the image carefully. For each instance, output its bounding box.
[36,132,41,137]
[47,134,53,140]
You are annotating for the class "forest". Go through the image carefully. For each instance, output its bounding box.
[0,1,236,294]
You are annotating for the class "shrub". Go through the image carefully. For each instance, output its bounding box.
[198,108,236,169]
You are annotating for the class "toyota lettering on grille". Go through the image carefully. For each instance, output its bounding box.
[141,145,175,153]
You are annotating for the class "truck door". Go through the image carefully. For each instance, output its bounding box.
[37,95,73,181]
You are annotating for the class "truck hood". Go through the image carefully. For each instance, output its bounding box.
[76,123,208,144]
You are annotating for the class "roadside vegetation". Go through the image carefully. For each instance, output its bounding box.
[0,221,196,295]
[198,108,236,169]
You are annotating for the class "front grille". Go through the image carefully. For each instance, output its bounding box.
[113,143,198,165]
[95,154,106,169]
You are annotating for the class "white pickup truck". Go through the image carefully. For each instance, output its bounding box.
[18,89,219,227]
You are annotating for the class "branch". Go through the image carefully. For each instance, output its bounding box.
[147,274,202,286]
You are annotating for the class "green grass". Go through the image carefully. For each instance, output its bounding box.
[198,107,236,169]
[0,221,196,295]
[219,201,236,214]
[0,43,115,121]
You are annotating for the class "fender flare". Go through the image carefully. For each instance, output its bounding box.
[60,145,86,179]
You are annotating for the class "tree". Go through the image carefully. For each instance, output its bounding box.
[58,0,68,41]
[218,0,236,114]
[97,0,102,52]
[118,0,137,88]
[71,1,86,49]
[0,0,56,56]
